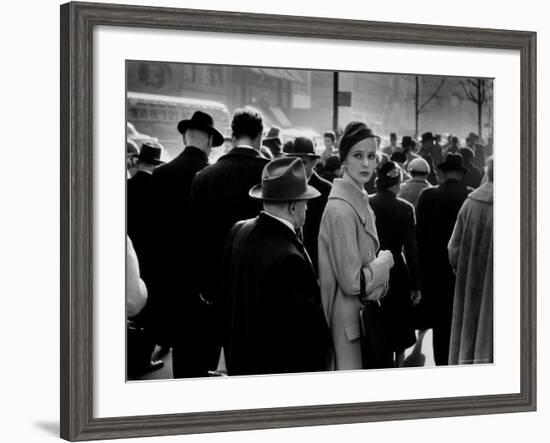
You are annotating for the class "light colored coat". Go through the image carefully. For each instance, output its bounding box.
[318,178,393,369]
[448,182,493,364]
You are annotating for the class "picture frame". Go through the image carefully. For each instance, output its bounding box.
[60,1,537,441]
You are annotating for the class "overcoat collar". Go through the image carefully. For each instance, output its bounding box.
[257,211,301,245]
[329,178,379,248]
[221,146,270,161]
[257,212,316,273]
[180,145,209,162]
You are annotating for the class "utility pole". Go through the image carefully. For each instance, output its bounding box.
[332,72,339,133]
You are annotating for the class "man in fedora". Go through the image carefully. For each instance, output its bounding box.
[222,157,330,376]
[127,141,164,288]
[418,132,440,185]
[283,136,331,273]
[150,110,224,378]
[126,141,165,375]
[466,132,486,172]
[187,107,270,377]
[415,152,473,365]
[262,125,283,158]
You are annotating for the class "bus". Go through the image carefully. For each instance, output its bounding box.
[127,91,231,158]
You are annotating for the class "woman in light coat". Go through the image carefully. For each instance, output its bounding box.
[318,122,395,370]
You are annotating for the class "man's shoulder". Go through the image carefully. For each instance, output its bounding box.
[310,172,332,195]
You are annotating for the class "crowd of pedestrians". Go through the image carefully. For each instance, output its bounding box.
[126,106,494,378]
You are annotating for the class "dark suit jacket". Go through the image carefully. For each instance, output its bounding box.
[222,212,330,376]
[415,179,472,328]
[127,171,156,287]
[188,147,270,307]
[303,172,331,274]
[148,146,209,342]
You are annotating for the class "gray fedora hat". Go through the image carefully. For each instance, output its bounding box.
[249,157,321,201]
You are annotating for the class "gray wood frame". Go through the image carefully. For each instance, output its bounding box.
[60,1,537,440]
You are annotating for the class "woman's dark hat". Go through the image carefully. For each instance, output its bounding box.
[177,111,224,147]
[375,161,402,189]
[138,142,164,165]
[338,121,377,163]
[249,157,321,201]
[283,136,320,159]
[390,151,407,164]
[437,152,467,173]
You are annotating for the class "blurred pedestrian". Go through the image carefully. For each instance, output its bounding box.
[448,156,494,365]
[382,132,398,156]
[188,107,270,377]
[466,132,486,172]
[418,132,438,185]
[263,126,283,158]
[459,147,482,188]
[152,110,224,378]
[223,157,330,375]
[318,121,394,370]
[370,161,421,367]
[398,157,432,208]
[283,137,331,273]
[321,130,337,163]
[126,139,140,179]
[400,136,419,171]
[445,136,461,155]
[415,153,472,365]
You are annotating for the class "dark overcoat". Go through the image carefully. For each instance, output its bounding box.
[127,171,156,288]
[188,147,270,306]
[415,178,472,364]
[149,146,209,343]
[223,213,330,376]
[369,190,421,351]
[303,171,332,274]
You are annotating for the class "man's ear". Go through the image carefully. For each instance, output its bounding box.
[288,202,296,214]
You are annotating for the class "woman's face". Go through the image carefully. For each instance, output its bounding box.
[344,137,378,186]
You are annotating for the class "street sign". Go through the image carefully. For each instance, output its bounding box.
[337,91,352,107]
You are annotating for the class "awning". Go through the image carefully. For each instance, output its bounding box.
[248,67,306,83]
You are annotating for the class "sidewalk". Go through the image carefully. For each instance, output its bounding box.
[133,329,435,381]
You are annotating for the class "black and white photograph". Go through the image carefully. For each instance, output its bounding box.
[125,60,494,381]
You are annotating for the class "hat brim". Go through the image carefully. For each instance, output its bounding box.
[248,184,321,201]
[282,152,321,160]
[437,164,467,173]
[177,120,224,147]
[138,157,164,166]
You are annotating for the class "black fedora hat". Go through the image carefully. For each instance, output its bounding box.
[437,152,467,173]
[421,132,435,143]
[401,135,415,149]
[283,136,320,159]
[177,111,224,147]
[138,141,164,165]
[249,157,321,201]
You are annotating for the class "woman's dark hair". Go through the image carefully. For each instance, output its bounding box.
[231,107,264,140]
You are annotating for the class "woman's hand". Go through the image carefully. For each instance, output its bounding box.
[366,284,387,302]
[377,250,395,269]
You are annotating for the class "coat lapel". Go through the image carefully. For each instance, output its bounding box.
[329,179,380,251]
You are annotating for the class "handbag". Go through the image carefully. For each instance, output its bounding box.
[359,270,394,369]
